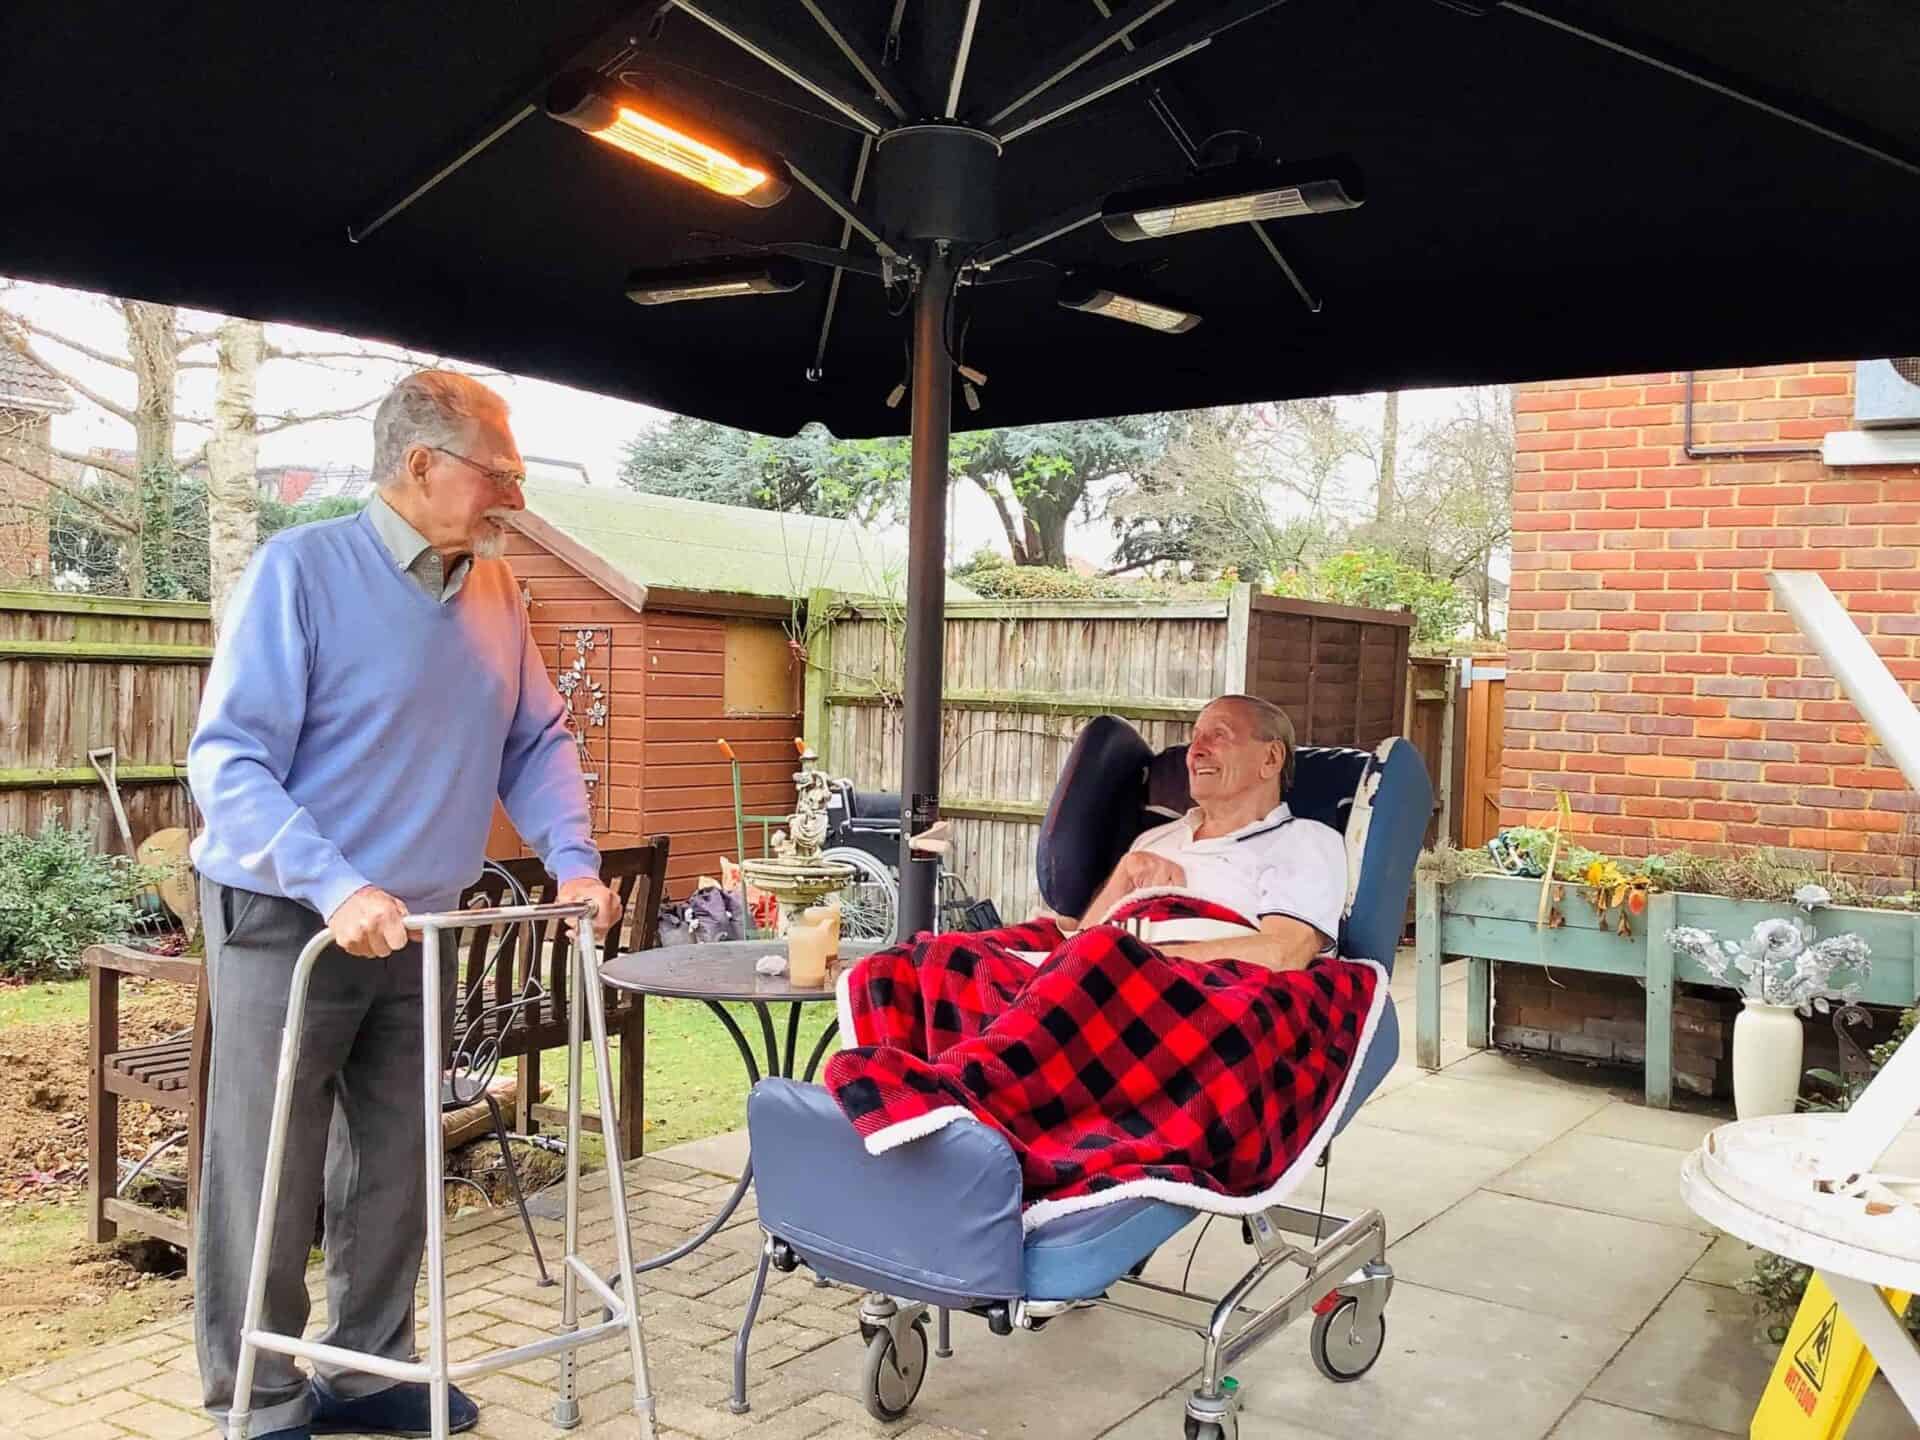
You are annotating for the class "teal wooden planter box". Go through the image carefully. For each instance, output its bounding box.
[1414,872,1920,1108]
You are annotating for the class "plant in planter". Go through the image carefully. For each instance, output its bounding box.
[1667,886,1873,1119]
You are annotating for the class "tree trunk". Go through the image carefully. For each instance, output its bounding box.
[1025,507,1068,568]
[973,476,1029,563]
[124,301,179,596]
[1376,390,1399,523]
[206,318,264,626]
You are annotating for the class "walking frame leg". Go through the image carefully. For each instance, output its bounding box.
[554,927,585,1431]
[229,932,332,1440]
[580,924,657,1439]
[420,923,453,1440]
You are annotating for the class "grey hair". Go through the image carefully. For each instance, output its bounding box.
[371,371,509,485]
[1209,693,1298,794]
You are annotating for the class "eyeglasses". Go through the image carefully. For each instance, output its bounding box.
[428,446,526,491]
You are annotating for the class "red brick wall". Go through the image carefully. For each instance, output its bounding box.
[1502,363,1920,889]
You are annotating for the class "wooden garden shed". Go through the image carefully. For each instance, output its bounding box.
[489,483,964,896]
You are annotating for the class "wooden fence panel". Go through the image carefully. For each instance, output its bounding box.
[810,589,1416,924]
[1461,657,1507,849]
[0,592,211,848]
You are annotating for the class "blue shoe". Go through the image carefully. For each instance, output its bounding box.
[309,1378,478,1436]
[247,1429,310,1440]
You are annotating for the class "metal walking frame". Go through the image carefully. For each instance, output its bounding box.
[229,903,656,1440]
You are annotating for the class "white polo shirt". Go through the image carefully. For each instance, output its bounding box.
[1128,802,1349,946]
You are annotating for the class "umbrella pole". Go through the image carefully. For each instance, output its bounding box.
[897,242,958,938]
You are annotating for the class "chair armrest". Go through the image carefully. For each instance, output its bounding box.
[84,943,201,987]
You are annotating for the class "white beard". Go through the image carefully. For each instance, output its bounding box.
[472,519,507,561]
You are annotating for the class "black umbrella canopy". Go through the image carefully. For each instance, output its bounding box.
[5,1,1920,439]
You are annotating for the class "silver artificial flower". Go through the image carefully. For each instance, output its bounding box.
[1792,884,1832,912]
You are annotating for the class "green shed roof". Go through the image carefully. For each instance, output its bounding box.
[521,483,974,604]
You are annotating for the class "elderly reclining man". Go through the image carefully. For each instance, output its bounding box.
[1064,693,1346,964]
[822,695,1380,1219]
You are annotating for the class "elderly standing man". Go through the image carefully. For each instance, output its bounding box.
[187,371,619,1440]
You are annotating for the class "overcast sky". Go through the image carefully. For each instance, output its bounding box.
[6,276,1487,570]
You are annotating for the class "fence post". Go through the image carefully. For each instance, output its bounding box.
[1416,871,1444,1069]
[1223,582,1252,691]
[803,589,836,772]
[1644,890,1676,1110]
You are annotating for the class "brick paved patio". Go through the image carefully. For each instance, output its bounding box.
[4,961,1912,1439]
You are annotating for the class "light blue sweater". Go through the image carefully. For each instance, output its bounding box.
[188,510,599,917]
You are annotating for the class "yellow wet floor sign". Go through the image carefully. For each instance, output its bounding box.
[1752,1274,1912,1437]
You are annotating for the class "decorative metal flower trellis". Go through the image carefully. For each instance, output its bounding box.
[557,626,613,829]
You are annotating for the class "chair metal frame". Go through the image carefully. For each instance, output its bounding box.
[445,861,552,1284]
[230,903,656,1440]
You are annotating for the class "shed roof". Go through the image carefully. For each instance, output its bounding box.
[516,482,975,605]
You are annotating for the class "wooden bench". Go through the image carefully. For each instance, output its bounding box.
[457,840,671,1151]
[84,837,671,1259]
[86,944,210,1257]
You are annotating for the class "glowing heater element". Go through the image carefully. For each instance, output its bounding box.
[1103,159,1363,242]
[547,71,790,208]
[1058,277,1201,333]
[625,258,805,306]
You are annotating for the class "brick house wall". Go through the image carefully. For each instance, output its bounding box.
[0,409,53,583]
[1501,362,1920,892]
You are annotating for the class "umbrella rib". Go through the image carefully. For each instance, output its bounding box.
[944,0,984,117]
[1501,1,1920,179]
[670,0,892,135]
[992,0,1290,144]
[797,0,919,120]
[1104,4,1324,314]
[785,159,902,262]
[970,201,1107,270]
[344,17,647,243]
[808,134,876,380]
[980,0,1182,127]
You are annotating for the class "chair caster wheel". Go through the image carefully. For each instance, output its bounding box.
[862,1315,928,1422]
[1310,1294,1386,1382]
[1183,1415,1235,1440]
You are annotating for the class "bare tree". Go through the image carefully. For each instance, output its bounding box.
[0,280,444,602]
[1375,390,1399,522]
[1370,386,1513,635]
[205,319,263,622]
[1105,403,1365,580]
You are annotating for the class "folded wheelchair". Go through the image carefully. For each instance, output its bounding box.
[736,717,1431,1439]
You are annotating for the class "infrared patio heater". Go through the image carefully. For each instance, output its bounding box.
[536,1,1360,934]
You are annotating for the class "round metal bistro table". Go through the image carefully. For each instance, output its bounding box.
[598,938,880,1276]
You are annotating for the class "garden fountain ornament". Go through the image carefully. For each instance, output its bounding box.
[742,751,854,927]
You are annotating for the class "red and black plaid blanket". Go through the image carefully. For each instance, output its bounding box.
[824,894,1385,1226]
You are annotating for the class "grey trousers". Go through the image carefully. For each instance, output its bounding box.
[195,880,453,1437]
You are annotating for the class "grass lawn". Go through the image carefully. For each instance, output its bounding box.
[0,976,839,1377]
[552,995,840,1152]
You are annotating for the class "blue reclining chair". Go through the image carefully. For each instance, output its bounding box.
[738,717,1432,1440]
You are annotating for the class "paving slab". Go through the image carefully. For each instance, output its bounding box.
[1586,1279,1914,1438]
[654,1128,752,1179]
[791,1301,1199,1439]
[1547,1398,1730,1438]
[1097,1388,1343,1439]
[1211,1279,1628,1440]
[1441,1049,1639,1099]
[1686,1233,1762,1291]
[1573,1103,1724,1152]
[1388,1190,1710,1331]
[1489,1133,1712,1235]
[1358,1074,1609,1153]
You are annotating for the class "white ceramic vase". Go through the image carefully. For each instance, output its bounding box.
[1732,999,1805,1120]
